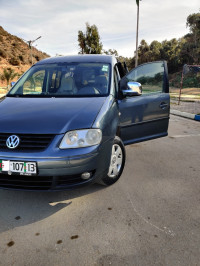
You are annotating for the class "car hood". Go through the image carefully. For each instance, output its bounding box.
[0,97,106,134]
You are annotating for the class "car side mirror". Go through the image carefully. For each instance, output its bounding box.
[122,81,142,97]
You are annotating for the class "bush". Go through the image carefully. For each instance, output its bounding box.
[169,72,200,88]
[169,73,182,88]
[9,57,20,66]
[18,55,24,62]
[12,42,18,47]
[183,76,200,88]
[0,48,7,58]
[34,55,40,61]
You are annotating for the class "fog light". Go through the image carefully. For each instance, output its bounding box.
[81,172,91,180]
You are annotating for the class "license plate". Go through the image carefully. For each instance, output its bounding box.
[0,160,37,175]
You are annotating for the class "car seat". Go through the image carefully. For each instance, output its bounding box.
[57,75,77,95]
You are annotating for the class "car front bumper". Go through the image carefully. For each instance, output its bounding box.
[0,138,113,191]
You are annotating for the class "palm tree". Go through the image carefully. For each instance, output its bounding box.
[0,68,18,88]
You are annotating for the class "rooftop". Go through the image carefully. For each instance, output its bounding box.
[36,54,115,65]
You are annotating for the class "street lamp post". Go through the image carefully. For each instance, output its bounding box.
[23,36,41,65]
[135,0,141,67]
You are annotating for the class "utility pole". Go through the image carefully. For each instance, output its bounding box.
[23,36,41,65]
[135,0,141,67]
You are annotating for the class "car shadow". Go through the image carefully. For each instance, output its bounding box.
[0,183,104,234]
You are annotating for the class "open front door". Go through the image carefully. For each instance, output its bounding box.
[118,61,170,145]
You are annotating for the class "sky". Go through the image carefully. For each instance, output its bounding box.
[0,0,199,58]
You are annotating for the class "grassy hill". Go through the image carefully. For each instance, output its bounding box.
[0,26,49,86]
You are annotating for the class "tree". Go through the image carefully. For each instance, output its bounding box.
[103,49,118,56]
[160,38,183,72]
[0,68,18,87]
[128,10,200,73]
[78,23,103,54]
[135,38,185,73]
[186,12,200,42]
[184,12,200,64]
[78,30,86,54]
[137,39,150,63]
[149,40,162,61]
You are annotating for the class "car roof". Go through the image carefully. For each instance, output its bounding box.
[35,54,115,65]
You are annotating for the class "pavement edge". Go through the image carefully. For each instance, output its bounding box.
[171,109,200,121]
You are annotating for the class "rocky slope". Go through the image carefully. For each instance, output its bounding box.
[0,26,49,86]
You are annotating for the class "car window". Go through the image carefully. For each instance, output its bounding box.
[126,62,165,94]
[23,70,45,94]
[8,63,111,97]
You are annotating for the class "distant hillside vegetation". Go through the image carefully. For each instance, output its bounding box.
[0,26,49,86]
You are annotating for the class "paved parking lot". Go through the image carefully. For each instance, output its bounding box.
[171,99,200,115]
[0,115,200,266]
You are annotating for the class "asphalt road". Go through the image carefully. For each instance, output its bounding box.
[0,115,200,266]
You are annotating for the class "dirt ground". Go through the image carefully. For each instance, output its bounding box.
[170,87,200,95]
[170,87,200,101]
[0,88,8,94]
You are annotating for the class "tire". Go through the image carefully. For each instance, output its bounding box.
[98,136,126,186]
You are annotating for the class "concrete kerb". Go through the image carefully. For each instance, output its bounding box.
[171,109,200,121]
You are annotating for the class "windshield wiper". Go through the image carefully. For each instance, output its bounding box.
[6,94,23,97]
[7,94,47,97]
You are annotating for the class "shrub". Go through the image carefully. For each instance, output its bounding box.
[12,42,18,47]
[9,57,20,66]
[18,55,24,62]
[34,55,40,61]
[0,48,7,58]
[0,68,18,87]
[169,72,200,88]
[183,75,200,88]
[169,73,182,88]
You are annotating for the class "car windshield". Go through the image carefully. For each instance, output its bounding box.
[7,62,111,97]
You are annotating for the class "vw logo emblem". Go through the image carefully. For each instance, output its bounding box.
[6,135,20,149]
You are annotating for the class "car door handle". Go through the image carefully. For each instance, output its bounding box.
[159,102,168,109]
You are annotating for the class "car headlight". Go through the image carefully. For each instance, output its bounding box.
[59,129,102,149]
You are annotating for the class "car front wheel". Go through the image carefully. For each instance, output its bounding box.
[98,136,126,186]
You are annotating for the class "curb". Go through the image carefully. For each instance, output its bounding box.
[171,109,200,121]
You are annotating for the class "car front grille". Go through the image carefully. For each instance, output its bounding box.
[0,133,55,151]
[0,172,95,191]
[0,174,52,190]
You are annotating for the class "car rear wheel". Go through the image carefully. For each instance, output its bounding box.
[98,136,126,186]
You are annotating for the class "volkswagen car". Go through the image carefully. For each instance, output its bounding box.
[0,55,170,191]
